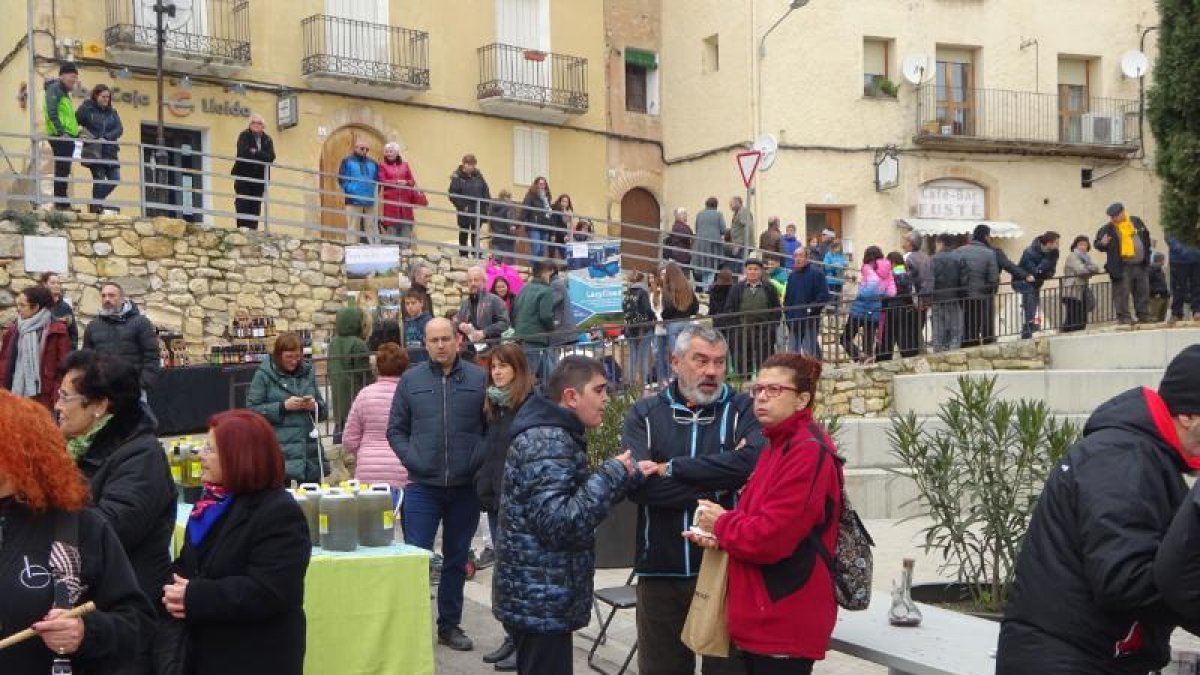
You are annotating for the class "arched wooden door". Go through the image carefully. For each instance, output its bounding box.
[319,126,385,240]
[619,188,660,273]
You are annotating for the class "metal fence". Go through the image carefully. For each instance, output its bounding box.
[301,14,430,88]
[914,84,1139,149]
[476,43,589,113]
[104,0,252,63]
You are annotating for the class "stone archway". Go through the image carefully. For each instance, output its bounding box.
[318,125,386,239]
[619,187,660,273]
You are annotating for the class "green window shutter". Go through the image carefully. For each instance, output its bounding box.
[625,48,658,70]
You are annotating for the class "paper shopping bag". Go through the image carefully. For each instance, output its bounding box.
[681,547,730,657]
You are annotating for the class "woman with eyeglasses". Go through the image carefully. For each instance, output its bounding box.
[0,389,154,675]
[686,352,842,674]
[246,332,326,484]
[54,349,177,673]
[0,285,71,410]
[162,409,311,675]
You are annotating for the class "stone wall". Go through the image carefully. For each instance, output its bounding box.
[0,213,477,349]
[815,339,1049,417]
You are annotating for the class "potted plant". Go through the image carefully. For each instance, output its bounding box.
[878,78,899,98]
[588,386,642,568]
[523,49,547,62]
[887,376,1078,616]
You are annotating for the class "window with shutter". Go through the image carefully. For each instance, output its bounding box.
[513,126,549,186]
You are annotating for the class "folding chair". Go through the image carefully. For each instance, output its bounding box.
[587,570,638,675]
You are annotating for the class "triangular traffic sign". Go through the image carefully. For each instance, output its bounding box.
[737,150,762,188]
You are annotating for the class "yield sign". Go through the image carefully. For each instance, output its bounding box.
[737,150,762,188]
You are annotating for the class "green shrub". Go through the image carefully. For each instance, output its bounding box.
[888,375,1078,612]
[586,386,642,470]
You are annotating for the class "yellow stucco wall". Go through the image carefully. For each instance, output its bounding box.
[660,0,1165,260]
[2,0,611,245]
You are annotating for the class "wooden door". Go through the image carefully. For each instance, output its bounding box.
[619,188,660,273]
[319,126,384,239]
[805,207,842,243]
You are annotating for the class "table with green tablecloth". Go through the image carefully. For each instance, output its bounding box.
[175,504,433,675]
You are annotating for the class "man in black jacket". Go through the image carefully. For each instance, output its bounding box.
[448,153,491,257]
[930,234,968,352]
[625,323,764,675]
[997,345,1200,674]
[1095,202,1154,325]
[82,282,161,392]
[231,114,276,229]
[1014,232,1060,339]
[387,317,487,652]
[957,226,1000,348]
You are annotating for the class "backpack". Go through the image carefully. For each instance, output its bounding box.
[807,426,874,611]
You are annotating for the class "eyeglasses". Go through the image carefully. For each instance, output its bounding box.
[56,391,87,405]
[671,405,717,426]
[748,383,799,399]
[356,147,370,152]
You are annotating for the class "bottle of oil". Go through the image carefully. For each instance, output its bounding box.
[357,484,394,547]
[168,443,184,485]
[318,487,358,552]
[292,487,321,547]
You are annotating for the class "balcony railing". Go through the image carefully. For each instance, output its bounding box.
[915,84,1140,155]
[301,15,430,92]
[477,43,588,119]
[104,0,251,65]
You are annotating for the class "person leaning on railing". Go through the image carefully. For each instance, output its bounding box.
[1061,235,1102,333]
[75,84,124,215]
[449,154,491,257]
[44,62,81,211]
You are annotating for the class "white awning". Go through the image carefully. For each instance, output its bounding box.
[896,218,1024,239]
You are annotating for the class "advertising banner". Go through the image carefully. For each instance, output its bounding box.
[566,239,623,331]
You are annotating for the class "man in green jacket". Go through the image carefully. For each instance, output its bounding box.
[44,62,80,210]
[513,259,557,380]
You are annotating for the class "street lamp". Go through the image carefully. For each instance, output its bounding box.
[759,0,810,58]
[152,1,176,212]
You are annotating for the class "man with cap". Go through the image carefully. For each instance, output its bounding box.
[724,259,780,375]
[44,62,81,210]
[1095,203,1153,325]
[997,345,1200,673]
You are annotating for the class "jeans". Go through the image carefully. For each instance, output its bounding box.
[524,345,551,382]
[1019,289,1039,338]
[402,483,481,632]
[653,333,670,384]
[492,236,517,265]
[88,163,120,205]
[627,333,654,386]
[636,577,746,675]
[931,301,963,352]
[1113,263,1151,323]
[665,320,689,361]
[787,317,821,359]
[528,227,546,259]
[49,138,75,205]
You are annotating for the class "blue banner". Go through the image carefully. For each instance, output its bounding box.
[567,239,623,330]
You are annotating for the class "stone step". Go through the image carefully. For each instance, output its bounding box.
[1049,328,1200,370]
[844,468,921,520]
[892,369,1162,416]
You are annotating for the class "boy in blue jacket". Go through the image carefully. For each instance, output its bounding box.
[402,290,432,363]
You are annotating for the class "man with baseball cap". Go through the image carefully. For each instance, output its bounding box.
[1095,202,1154,325]
[998,345,1200,673]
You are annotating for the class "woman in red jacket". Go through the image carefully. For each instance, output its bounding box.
[0,285,71,410]
[377,142,420,244]
[689,352,841,674]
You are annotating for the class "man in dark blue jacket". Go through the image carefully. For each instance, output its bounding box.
[625,323,764,675]
[494,356,648,674]
[1014,232,1060,339]
[783,247,830,359]
[387,317,487,652]
[1167,237,1200,321]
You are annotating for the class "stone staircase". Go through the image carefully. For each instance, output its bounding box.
[841,327,1200,518]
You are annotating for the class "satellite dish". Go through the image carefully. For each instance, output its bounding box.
[753,134,779,172]
[1120,50,1150,79]
[901,55,930,85]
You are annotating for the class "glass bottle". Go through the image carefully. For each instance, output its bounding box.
[888,558,923,627]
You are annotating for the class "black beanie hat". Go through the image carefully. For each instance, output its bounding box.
[1160,344,1200,416]
[59,61,78,76]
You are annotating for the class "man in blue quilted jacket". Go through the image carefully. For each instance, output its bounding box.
[493,356,652,674]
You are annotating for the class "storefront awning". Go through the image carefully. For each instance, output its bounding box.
[896,218,1025,239]
[625,48,658,70]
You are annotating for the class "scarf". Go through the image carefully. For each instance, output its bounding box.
[11,309,51,397]
[487,386,511,407]
[67,414,113,461]
[1116,217,1136,258]
[98,299,133,318]
[188,482,234,547]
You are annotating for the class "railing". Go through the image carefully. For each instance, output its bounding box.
[104,0,251,63]
[477,43,588,113]
[914,85,1139,149]
[301,15,430,88]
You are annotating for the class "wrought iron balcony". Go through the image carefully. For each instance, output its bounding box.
[301,15,430,100]
[104,0,251,76]
[914,84,1140,158]
[477,43,588,124]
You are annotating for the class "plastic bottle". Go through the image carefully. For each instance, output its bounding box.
[298,482,323,547]
[357,484,394,547]
[318,487,358,552]
[168,443,183,485]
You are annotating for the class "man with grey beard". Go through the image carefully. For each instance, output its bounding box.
[623,323,764,675]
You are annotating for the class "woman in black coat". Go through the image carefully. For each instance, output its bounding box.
[75,84,124,214]
[230,114,276,229]
[55,350,177,609]
[164,409,311,675]
[471,343,534,669]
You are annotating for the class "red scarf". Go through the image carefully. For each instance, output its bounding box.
[190,482,231,520]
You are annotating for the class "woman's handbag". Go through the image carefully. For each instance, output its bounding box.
[680,547,730,657]
[78,129,102,162]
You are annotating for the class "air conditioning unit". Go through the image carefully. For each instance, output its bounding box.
[1082,113,1123,145]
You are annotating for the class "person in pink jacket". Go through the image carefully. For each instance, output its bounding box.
[344,343,411,488]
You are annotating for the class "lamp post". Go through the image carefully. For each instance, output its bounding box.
[151,1,176,211]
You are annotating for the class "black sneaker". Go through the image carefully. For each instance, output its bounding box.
[494,652,517,671]
[438,626,474,652]
[475,546,496,570]
[483,637,515,664]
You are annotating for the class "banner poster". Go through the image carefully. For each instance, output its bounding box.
[567,239,623,331]
[345,245,401,322]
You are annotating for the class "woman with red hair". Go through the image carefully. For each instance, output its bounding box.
[0,389,152,674]
[686,353,842,674]
[161,409,311,675]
